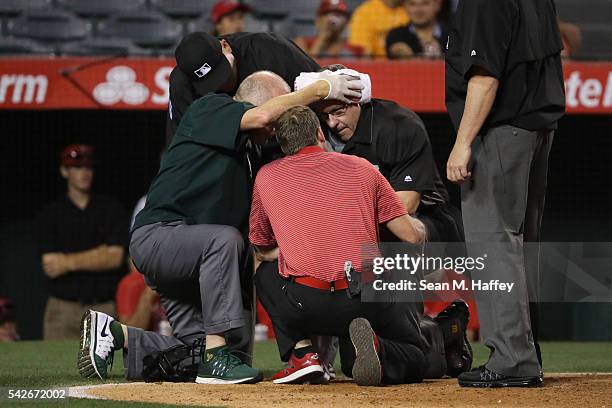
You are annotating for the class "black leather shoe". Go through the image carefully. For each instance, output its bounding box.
[434,300,473,377]
[458,366,544,388]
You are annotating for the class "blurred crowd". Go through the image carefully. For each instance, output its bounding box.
[211,0,581,59]
[0,0,585,59]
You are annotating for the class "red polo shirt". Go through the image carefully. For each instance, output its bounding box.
[249,145,407,282]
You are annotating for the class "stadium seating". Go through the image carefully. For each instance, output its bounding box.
[244,0,290,20]
[58,37,153,57]
[0,0,609,59]
[275,16,317,40]
[97,10,182,49]
[555,0,612,59]
[150,0,215,18]
[185,15,215,35]
[580,25,612,60]
[243,14,271,34]
[0,36,54,55]
[56,0,147,18]
[6,9,90,43]
[0,0,52,17]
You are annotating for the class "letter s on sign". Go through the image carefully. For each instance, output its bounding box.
[152,67,173,105]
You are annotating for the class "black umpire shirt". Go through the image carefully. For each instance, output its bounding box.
[39,195,128,303]
[338,99,449,211]
[445,0,566,132]
[166,32,321,143]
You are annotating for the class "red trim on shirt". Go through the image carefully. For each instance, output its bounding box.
[296,145,325,155]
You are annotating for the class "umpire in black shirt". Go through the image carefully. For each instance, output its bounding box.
[166,31,320,144]
[445,0,565,387]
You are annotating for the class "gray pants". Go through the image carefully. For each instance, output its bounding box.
[126,221,252,380]
[462,125,553,377]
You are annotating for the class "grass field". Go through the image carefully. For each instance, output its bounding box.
[0,340,611,407]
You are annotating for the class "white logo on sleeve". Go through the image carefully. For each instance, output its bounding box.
[194,63,212,78]
[471,49,477,57]
[404,175,413,182]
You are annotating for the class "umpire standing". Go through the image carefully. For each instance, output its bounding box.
[445,0,565,387]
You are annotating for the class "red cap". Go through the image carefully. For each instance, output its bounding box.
[211,0,250,24]
[60,144,95,167]
[317,0,349,16]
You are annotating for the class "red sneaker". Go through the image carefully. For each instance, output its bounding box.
[272,352,325,384]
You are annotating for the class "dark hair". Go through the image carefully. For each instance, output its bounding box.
[276,106,320,155]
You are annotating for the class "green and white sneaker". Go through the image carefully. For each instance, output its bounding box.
[196,347,262,384]
[77,310,116,379]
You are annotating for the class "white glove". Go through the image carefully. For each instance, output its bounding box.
[317,70,364,104]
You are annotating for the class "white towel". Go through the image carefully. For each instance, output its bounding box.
[294,69,372,104]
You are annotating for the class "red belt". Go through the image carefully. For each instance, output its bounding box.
[293,276,349,291]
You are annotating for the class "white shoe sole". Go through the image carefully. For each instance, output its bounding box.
[77,310,103,380]
[350,318,382,386]
[195,376,257,384]
[273,364,324,384]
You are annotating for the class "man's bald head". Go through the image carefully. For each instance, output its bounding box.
[234,71,291,106]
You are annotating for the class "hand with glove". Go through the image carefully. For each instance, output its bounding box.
[295,69,372,104]
[316,70,364,104]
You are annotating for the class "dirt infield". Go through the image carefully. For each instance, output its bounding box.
[84,374,611,408]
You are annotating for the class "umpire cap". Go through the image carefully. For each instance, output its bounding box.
[175,32,232,96]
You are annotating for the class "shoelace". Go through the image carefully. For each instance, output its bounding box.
[215,348,252,372]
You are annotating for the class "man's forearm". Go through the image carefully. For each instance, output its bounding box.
[396,191,421,215]
[65,245,124,272]
[455,73,499,146]
[386,215,427,244]
[241,81,329,130]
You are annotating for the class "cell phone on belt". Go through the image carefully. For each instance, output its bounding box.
[345,261,361,299]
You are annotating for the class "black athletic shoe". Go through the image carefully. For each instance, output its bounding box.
[458,366,544,388]
[349,318,382,386]
[434,300,473,377]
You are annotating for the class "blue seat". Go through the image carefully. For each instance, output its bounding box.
[97,10,183,48]
[59,37,153,56]
[7,10,90,43]
[0,0,52,17]
[150,0,216,19]
[0,36,54,55]
[56,0,147,18]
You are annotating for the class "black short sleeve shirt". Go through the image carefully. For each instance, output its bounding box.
[341,99,449,209]
[445,0,566,131]
[39,194,128,302]
[385,23,447,58]
[166,32,320,143]
[135,94,254,234]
